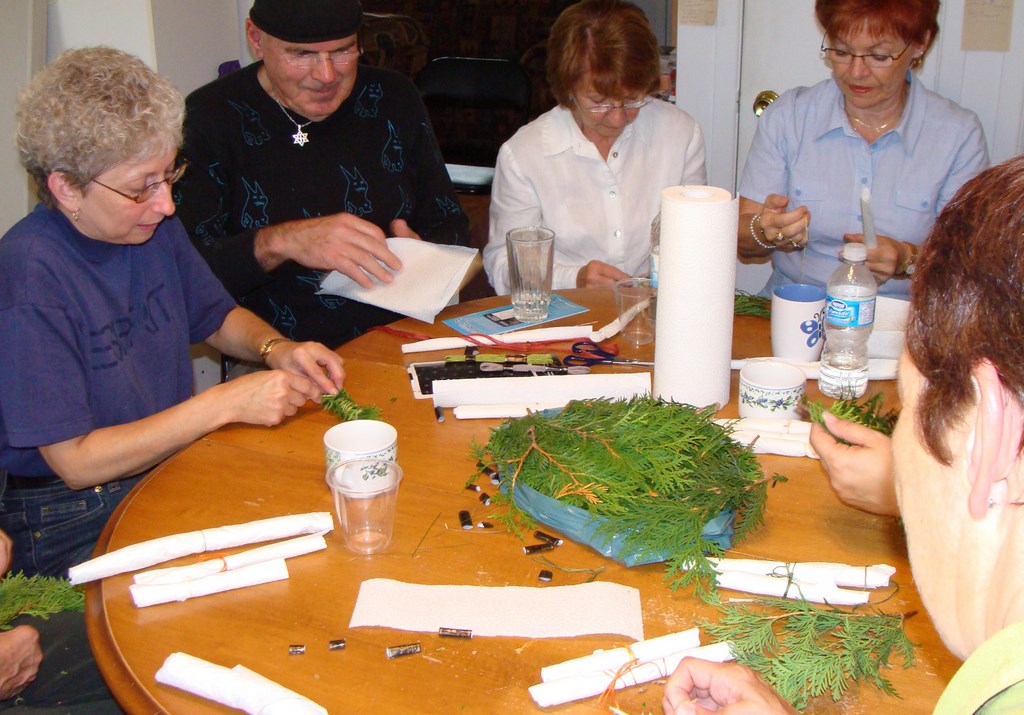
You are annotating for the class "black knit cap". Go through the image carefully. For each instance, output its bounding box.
[250,0,363,43]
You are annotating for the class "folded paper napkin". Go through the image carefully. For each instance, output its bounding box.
[868,296,910,360]
[68,512,333,585]
[730,357,898,381]
[709,557,895,606]
[318,237,478,323]
[349,578,644,640]
[130,559,289,608]
[133,533,326,585]
[530,640,735,708]
[156,652,327,714]
[715,418,818,459]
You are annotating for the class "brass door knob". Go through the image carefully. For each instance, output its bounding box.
[753,90,779,117]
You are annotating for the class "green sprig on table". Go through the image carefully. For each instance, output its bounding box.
[734,292,771,318]
[701,597,916,710]
[805,392,899,443]
[480,397,785,595]
[322,389,382,422]
[0,573,84,629]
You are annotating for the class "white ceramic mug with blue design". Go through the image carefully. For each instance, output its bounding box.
[770,283,826,362]
[738,361,806,420]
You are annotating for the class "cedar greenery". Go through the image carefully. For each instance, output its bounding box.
[734,292,772,318]
[0,573,84,628]
[700,597,916,710]
[805,392,899,444]
[480,397,783,594]
[322,389,382,422]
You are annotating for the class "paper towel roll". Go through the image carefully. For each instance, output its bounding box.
[654,186,738,407]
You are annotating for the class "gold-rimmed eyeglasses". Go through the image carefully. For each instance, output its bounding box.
[820,37,911,69]
[282,47,364,70]
[575,95,651,114]
[91,161,188,204]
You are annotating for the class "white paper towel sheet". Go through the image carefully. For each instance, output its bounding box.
[430,372,651,408]
[319,237,478,323]
[155,652,327,714]
[349,578,644,640]
[401,325,592,354]
[654,186,738,408]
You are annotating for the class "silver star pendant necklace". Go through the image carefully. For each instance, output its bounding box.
[270,93,312,147]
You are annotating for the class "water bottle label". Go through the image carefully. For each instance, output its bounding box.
[650,250,659,289]
[825,295,875,328]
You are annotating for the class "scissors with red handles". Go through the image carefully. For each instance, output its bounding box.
[563,340,656,368]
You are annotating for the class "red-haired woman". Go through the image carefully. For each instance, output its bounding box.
[737,0,988,298]
[484,0,706,294]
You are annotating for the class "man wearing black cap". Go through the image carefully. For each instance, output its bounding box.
[176,0,469,347]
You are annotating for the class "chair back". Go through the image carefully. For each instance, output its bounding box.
[415,56,532,171]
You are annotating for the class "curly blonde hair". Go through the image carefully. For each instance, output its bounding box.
[16,46,184,207]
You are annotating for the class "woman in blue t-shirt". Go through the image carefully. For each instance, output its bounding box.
[0,47,346,577]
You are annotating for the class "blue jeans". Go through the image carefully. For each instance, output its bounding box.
[0,473,142,578]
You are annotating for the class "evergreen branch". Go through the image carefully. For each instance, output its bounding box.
[735,292,771,318]
[321,389,382,422]
[0,573,84,628]
[480,397,780,591]
[804,393,899,444]
[700,597,915,709]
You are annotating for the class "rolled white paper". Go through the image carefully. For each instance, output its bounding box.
[134,533,327,585]
[730,357,898,381]
[130,559,289,608]
[69,512,333,585]
[729,431,819,459]
[715,571,870,605]
[400,325,592,354]
[541,628,700,683]
[453,403,567,420]
[529,641,735,708]
[711,558,894,590]
[430,372,651,409]
[654,186,738,408]
[155,652,327,714]
[715,418,812,435]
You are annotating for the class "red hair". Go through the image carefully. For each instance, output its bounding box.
[815,0,939,50]
[546,0,660,108]
[907,156,1024,464]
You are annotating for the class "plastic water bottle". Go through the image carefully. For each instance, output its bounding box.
[819,243,877,398]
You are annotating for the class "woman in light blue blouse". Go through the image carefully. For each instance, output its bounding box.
[736,0,988,298]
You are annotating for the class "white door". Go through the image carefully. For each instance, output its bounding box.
[734,0,826,292]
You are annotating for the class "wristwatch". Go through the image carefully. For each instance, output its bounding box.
[895,242,919,279]
[258,337,288,363]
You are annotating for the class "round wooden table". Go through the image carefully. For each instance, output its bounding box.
[86,289,958,714]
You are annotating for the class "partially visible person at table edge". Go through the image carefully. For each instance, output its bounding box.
[737,0,988,298]
[664,155,1024,714]
[0,46,345,578]
[0,527,121,712]
[484,0,706,294]
[175,0,468,348]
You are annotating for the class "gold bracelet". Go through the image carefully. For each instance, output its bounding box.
[258,337,288,363]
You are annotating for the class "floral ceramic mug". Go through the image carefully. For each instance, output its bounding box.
[738,361,806,419]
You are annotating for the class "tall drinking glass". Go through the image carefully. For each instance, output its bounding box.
[506,227,555,322]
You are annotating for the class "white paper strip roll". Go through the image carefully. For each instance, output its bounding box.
[430,372,651,409]
[540,628,700,683]
[654,186,738,408]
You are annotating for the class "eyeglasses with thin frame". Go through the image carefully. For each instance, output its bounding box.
[820,37,911,69]
[575,95,651,114]
[90,161,188,204]
[282,47,364,70]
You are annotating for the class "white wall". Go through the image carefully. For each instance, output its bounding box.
[0,1,47,235]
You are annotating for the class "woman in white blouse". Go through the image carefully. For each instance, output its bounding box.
[484,0,706,294]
